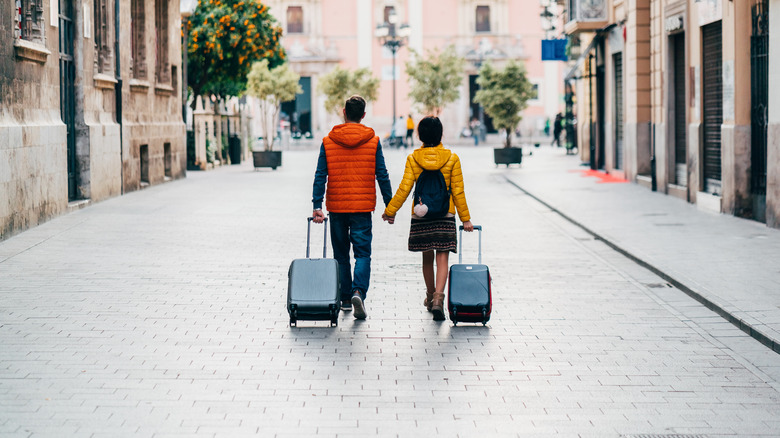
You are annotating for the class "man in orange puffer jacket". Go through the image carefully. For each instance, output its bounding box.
[312,95,394,320]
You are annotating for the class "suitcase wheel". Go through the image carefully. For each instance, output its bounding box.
[482,308,487,326]
[329,306,338,328]
[290,306,298,327]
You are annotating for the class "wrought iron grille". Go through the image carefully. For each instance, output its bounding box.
[131,0,147,79]
[751,0,768,195]
[155,0,171,84]
[94,0,112,73]
[18,0,45,42]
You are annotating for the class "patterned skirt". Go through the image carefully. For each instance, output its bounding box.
[408,217,457,253]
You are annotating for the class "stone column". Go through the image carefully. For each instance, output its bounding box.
[720,0,753,216]
[625,0,652,182]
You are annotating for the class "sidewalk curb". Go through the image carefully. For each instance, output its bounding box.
[505,176,780,355]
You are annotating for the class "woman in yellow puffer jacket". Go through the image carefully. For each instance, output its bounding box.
[382,116,474,321]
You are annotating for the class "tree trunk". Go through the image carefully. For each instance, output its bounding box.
[505,129,512,148]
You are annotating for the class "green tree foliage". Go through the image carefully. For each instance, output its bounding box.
[317,67,380,116]
[405,46,465,116]
[474,61,534,147]
[187,0,285,101]
[246,59,302,151]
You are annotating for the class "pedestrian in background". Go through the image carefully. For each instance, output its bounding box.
[552,112,563,147]
[405,114,415,149]
[470,118,481,146]
[382,116,474,321]
[312,95,394,320]
[394,116,407,148]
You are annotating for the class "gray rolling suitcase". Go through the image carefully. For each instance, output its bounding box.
[287,217,340,327]
[448,225,491,326]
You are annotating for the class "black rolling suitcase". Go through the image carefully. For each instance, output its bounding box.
[287,217,340,327]
[448,225,492,326]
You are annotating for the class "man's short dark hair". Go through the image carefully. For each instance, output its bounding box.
[344,95,366,122]
[418,116,443,146]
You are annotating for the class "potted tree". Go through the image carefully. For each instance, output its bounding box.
[246,59,302,170]
[406,45,465,116]
[473,61,533,167]
[186,0,285,167]
[317,66,380,122]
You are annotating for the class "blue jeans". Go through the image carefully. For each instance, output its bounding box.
[329,212,372,302]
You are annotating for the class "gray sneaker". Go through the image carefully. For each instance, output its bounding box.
[351,292,367,320]
[340,300,352,311]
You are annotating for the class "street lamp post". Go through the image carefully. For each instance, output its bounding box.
[376,10,410,145]
[473,38,492,142]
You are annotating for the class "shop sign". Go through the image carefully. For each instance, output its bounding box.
[698,0,722,27]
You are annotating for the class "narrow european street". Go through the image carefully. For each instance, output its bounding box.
[1,144,778,437]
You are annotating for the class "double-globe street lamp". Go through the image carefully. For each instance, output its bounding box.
[375,10,410,145]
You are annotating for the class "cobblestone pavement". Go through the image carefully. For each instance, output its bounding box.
[503,145,780,355]
[1,145,779,437]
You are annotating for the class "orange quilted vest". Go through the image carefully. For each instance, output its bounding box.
[323,123,379,213]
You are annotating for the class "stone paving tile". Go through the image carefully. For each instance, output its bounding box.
[504,146,780,352]
[0,147,779,436]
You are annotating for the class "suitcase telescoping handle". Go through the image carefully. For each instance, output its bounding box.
[306,217,328,258]
[458,225,482,265]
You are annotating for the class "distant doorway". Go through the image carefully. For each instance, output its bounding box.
[702,21,723,195]
[750,0,768,222]
[671,32,687,187]
[59,0,77,200]
[469,75,495,134]
[613,52,624,170]
[281,76,312,137]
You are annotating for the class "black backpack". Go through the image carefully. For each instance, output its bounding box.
[413,168,451,218]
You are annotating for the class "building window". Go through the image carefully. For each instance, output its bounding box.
[383,6,395,24]
[529,83,539,100]
[155,0,170,84]
[287,6,303,34]
[140,144,150,184]
[16,0,45,43]
[476,5,490,33]
[94,0,113,74]
[131,0,146,79]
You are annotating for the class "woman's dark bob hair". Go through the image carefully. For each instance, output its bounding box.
[417,116,443,146]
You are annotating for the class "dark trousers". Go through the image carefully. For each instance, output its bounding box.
[329,212,372,301]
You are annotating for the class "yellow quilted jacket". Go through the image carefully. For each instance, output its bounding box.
[384,144,471,222]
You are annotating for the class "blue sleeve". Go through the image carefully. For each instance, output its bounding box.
[312,144,327,210]
[375,140,393,207]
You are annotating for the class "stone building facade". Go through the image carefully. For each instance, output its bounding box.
[1,0,185,240]
[563,0,779,228]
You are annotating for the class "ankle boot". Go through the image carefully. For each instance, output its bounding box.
[430,292,445,321]
[424,291,434,312]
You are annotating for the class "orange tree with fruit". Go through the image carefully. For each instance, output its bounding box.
[187,0,286,102]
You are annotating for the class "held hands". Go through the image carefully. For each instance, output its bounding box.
[312,210,326,223]
[462,220,474,232]
[382,213,395,224]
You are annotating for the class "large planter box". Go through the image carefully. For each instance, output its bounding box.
[493,147,522,167]
[253,151,282,170]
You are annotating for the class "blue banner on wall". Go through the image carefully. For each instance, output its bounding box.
[541,39,568,61]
